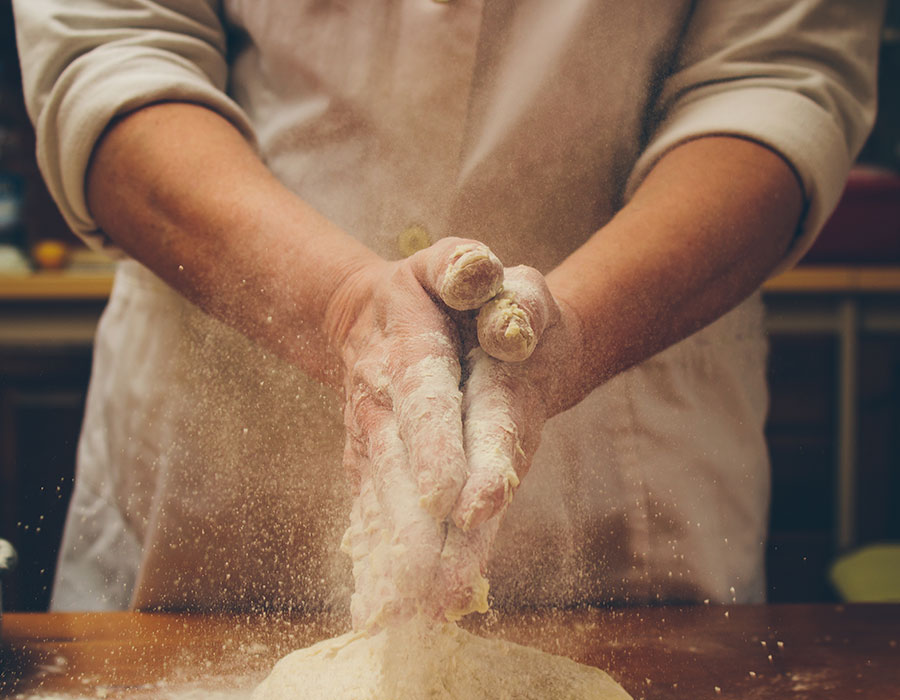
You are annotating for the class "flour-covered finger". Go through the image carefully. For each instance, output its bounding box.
[410,237,504,311]
[364,404,445,616]
[476,265,558,362]
[340,414,402,630]
[452,349,535,531]
[341,427,365,493]
[434,518,500,621]
[389,338,467,519]
[341,471,397,631]
[343,371,443,625]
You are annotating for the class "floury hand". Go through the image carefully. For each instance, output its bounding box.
[438,265,585,620]
[328,238,505,629]
[330,240,579,627]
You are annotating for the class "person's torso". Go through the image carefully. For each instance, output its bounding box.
[223,0,691,268]
[58,2,773,612]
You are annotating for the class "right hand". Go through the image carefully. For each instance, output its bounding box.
[326,237,505,630]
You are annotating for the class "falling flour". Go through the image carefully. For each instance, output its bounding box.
[252,244,632,699]
[251,617,632,700]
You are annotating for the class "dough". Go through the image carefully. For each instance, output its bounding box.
[252,618,632,700]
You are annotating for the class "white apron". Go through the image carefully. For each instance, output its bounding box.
[52,0,792,611]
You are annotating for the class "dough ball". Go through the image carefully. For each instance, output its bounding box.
[252,621,632,700]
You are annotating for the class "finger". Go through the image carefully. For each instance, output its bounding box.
[476,265,559,362]
[341,468,397,631]
[345,366,446,624]
[361,394,445,617]
[388,335,467,520]
[452,349,537,531]
[410,237,504,311]
[342,399,401,629]
[434,518,500,621]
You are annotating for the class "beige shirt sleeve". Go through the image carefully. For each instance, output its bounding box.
[624,0,885,274]
[12,0,256,253]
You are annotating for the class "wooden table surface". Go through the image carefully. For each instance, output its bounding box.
[1,605,898,699]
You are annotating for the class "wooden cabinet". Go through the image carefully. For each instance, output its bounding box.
[0,290,105,611]
[0,347,90,610]
[764,273,900,602]
[765,333,839,602]
[858,335,900,543]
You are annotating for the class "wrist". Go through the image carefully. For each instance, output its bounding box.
[320,255,387,366]
[541,294,595,416]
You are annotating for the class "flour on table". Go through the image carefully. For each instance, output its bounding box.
[251,617,631,700]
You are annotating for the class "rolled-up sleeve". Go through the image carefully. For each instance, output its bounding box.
[624,0,885,274]
[12,0,255,251]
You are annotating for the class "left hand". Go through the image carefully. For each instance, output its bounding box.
[335,238,507,630]
[434,265,590,619]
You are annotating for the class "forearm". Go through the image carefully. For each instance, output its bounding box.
[547,136,803,397]
[86,102,379,386]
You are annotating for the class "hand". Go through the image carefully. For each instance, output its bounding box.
[327,237,505,629]
[435,265,588,619]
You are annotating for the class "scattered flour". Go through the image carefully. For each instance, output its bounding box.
[250,246,630,699]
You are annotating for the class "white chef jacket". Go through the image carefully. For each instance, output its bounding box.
[13,0,882,612]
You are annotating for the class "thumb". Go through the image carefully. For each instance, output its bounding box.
[476,265,558,362]
[409,238,505,311]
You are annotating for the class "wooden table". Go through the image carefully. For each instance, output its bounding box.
[1,605,898,698]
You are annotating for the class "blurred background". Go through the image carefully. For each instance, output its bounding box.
[1,2,898,611]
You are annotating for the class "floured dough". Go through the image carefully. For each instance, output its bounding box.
[252,618,632,700]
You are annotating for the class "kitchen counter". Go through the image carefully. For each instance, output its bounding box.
[1,605,897,699]
[764,265,900,293]
[0,272,111,348]
[3,265,895,349]
[0,272,113,300]
[2,265,900,301]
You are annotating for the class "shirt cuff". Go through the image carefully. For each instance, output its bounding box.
[624,86,851,276]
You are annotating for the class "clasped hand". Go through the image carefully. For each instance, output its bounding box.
[324,238,584,630]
